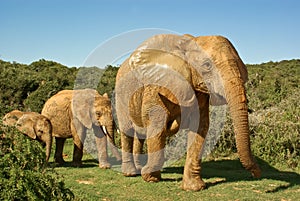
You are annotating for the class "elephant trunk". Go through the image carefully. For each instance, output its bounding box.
[104,122,115,145]
[105,122,121,161]
[43,120,52,163]
[224,77,261,178]
[45,135,52,163]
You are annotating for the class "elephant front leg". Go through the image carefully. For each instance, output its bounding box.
[182,93,209,191]
[54,137,66,165]
[93,125,111,169]
[181,131,206,191]
[72,140,84,167]
[95,134,111,169]
[71,122,87,167]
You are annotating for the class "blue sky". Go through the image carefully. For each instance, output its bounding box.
[1,0,299,67]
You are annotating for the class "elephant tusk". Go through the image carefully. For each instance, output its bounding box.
[102,126,108,135]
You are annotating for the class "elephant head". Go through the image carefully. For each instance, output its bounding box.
[72,89,116,147]
[16,113,53,162]
[192,35,260,177]
[3,110,52,162]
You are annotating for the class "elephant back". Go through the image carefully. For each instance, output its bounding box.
[42,90,73,137]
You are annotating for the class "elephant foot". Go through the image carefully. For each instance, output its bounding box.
[181,176,206,191]
[99,162,111,169]
[141,165,161,182]
[54,157,66,166]
[135,164,143,175]
[72,161,82,167]
[122,162,138,177]
[141,170,161,182]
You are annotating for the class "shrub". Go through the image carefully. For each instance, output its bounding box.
[0,123,74,200]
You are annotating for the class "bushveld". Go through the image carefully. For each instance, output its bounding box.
[0,59,299,200]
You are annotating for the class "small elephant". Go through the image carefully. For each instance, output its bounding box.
[115,34,261,191]
[3,110,52,162]
[41,89,121,168]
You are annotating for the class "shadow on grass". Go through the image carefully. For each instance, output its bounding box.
[162,157,300,192]
[48,157,122,168]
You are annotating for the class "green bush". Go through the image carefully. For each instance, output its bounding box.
[0,124,74,200]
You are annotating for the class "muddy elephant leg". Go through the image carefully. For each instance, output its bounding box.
[133,133,146,173]
[93,125,111,169]
[182,93,209,191]
[71,121,87,167]
[54,137,66,165]
[141,105,168,182]
[96,136,110,169]
[141,133,166,182]
[121,128,138,176]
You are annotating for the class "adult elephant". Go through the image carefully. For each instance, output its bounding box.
[115,34,261,191]
[42,89,121,168]
[3,110,52,162]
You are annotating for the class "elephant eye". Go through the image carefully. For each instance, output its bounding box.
[96,111,102,117]
[202,61,212,71]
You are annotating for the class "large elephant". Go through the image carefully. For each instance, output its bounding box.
[41,89,121,168]
[115,34,261,191]
[3,110,52,162]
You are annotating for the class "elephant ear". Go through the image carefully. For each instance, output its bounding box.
[129,49,198,108]
[3,110,24,126]
[72,89,95,129]
[16,115,37,139]
[127,34,210,107]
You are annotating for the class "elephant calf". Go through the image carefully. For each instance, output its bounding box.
[3,110,52,162]
[42,89,121,168]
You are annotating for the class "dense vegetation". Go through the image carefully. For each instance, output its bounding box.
[0,59,118,115]
[0,125,74,200]
[0,58,299,199]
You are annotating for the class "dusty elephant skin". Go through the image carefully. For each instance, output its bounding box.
[3,110,53,162]
[41,89,121,168]
[115,34,261,191]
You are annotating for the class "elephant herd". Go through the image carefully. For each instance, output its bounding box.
[1,34,261,191]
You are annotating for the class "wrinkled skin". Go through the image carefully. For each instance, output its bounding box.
[3,110,52,162]
[42,89,121,168]
[115,34,261,191]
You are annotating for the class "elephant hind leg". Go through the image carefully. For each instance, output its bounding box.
[54,138,66,165]
[121,129,139,176]
[141,97,169,182]
[141,134,166,182]
[133,134,146,173]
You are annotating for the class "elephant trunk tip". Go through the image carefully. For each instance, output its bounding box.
[249,162,261,178]
[240,156,261,178]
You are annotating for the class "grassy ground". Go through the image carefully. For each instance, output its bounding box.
[51,140,300,201]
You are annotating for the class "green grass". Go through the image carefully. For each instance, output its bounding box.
[51,141,300,201]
